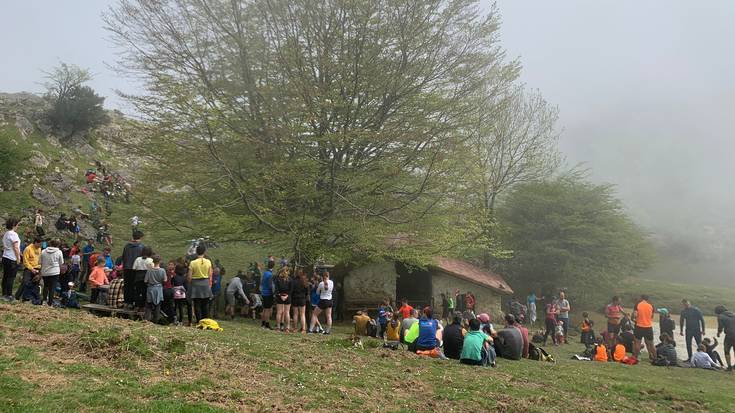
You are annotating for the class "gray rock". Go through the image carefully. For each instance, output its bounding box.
[31,186,59,207]
[29,150,50,169]
[15,115,34,138]
[46,134,61,148]
[45,172,73,191]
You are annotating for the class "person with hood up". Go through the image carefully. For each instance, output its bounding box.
[715,305,735,371]
[40,239,64,306]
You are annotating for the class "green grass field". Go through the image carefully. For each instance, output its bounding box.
[0,303,733,412]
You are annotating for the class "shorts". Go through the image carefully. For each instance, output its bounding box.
[607,322,621,335]
[292,297,307,307]
[724,334,735,354]
[318,299,333,310]
[275,294,291,305]
[634,326,653,341]
[225,293,239,306]
[262,295,274,309]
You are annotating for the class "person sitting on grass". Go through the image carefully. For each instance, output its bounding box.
[144,255,167,323]
[385,311,401,345]
[580,312,594,345]
[702,337,725,367]
[460,318,496,367]
[443,313,465,360]
[88,256,110,304]
[613,336,627,362]
[691,344,721,370]
[401,309,419,343]
[653,333,678,366]
[415,307,443,352]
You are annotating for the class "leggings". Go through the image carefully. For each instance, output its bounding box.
[2,257,18,297]
[43,275,58,305]
[123,269,135,304]
[543,318,557,345]
[175,299,192,324]
[193,298,209,322]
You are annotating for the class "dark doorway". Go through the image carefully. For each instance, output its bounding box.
[395,262,433,309]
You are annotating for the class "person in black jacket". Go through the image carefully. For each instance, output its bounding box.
[121,230,144,308]
[657,308,676,346]
[290,269,309,333]
[442,313,465,360]
[273,267,293,331]
[680,299,705,362]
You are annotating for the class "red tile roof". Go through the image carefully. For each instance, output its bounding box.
[431,257,513,295]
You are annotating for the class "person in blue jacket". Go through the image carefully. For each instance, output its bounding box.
[260,260,275,329]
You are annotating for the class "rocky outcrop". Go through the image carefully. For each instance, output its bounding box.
[31,185,60,207]
[15,115,34,138]
[29,150,49,169]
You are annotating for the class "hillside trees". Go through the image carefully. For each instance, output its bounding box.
[43,63,109,139]
[496,173,655,302]
[105,0,522,264]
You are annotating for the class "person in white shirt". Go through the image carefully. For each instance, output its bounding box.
[2,217,22,301]
[691,344,721,369]
[40,239,64,306]
[309,271,334,335]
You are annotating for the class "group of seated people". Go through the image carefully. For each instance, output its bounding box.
[585,330,724,370]
[353,301,533,367]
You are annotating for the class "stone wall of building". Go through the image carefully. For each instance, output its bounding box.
[431,272,504,317]
[343,261,397,308]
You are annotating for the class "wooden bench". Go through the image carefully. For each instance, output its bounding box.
[82,303,143,319]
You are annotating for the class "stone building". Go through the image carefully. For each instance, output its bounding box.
[341,257,513,317]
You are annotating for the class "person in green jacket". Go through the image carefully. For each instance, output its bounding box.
[460,318,496,367]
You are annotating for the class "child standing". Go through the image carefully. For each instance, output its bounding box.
[377,298,393,339]
[172,261,191,326]
[144,255,167,323]
[88,256,110,304]
[70,251,81,285]
[554,320,565,346]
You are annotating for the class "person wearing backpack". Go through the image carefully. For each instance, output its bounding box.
[657,308,676,345]
[715,305,735,371]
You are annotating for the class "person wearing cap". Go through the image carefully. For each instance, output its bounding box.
[657,308,675,344]
[477,312,493,334]
[680,299,705,362]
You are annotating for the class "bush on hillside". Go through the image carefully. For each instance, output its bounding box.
[42,62,109,139]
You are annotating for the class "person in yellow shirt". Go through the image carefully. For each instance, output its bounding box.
[386,312,401,343]
[187,245,213,322]
[17,238,42,302]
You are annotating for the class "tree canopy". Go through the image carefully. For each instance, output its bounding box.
[495,174,655,301]
[105,0,523,265]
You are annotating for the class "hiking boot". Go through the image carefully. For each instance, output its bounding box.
[322,330,330,335]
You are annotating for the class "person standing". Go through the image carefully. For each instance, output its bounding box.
[132,246,153,311]
[557,291,571,344]
[309,271,334,334]
[273,267,293,331]
[121,231,144,307]
[632,295,657,361]
[527,292,538,325]
[187,245,213,322]
[2,217,22,301]
[290,269,309,333]
[679,299,705,362]
[34,209,45,237]
[260,260,275,329]
[605,296,625,348]
[543,298,559,345]
[715,305,735,371]
[40,239,64,306]
[80,239,95,292]
[658,308,676,342]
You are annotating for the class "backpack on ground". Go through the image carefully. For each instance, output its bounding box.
[528,343,540,360]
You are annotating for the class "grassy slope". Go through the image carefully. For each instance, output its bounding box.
[608,278,735,317]
[0,303,733,413]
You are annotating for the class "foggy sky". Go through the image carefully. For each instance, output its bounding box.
[3,1,735,281]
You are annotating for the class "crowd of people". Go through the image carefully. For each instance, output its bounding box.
[3,214,735,373]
